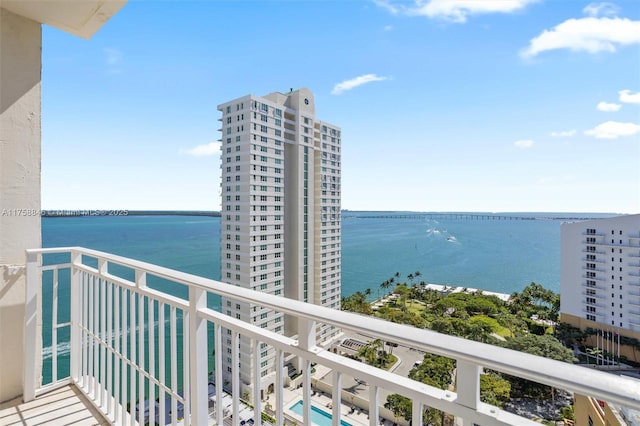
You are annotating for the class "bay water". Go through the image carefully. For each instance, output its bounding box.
[43,211,606,299]
[39,211,609,386]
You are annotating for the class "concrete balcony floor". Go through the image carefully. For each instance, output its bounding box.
[0,386,109,426]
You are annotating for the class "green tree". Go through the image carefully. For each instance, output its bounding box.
[409,354,455,389]
[430,317,494,342]
[357,338,390,368]
[480,373,511,407]
[395,284,411,311]
[432,298,468,318]
[555,322,587,346]
[465,297,500,316]
[380,279,390,297]
[364,287,372,300]
[560,405,575,421]
[341,292,372,314]
[502,334,576,400]
[502,334,576,362]
[357,341,378,366]
[384,394,412,423]
[381,309,427,328]
[509,282,560,321]
[586,347,602,365]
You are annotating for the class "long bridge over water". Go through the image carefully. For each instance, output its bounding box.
[344,213,593,221]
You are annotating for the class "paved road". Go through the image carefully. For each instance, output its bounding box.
[317,332,425,407]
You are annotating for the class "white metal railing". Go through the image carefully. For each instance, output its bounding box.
[25,247,640,426]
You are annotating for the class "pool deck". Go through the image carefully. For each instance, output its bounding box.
[282,389,389,426]
[280,365,395,426]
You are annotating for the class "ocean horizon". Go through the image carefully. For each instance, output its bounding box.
[42,210,619,299]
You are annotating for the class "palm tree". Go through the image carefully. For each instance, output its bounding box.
[380,280,390,297]
[364,287,372,300]
[396,285,411,311]
[586,347,602,365]
[357,341,378,366]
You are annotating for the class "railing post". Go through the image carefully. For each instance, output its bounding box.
[275,349,284,426]
[70,250,82,384]
[332,371,341,426]
[297,318,315,426]
[189,286,208,426]
[252,339,262,426]
[411,398,423,426]
[370,385,380,426]
[23,250,41,402]
[214,324,223,426]
[455,360,481,426]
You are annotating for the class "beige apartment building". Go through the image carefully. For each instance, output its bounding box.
[217,88,341,397]
[560,214,640,361]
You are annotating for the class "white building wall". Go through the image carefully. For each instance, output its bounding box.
[561,214,640,332]
[216,89,341,395]
[0,8,42,402]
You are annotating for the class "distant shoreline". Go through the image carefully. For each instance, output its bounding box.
[39,210,616,220]
[41,210,220,218]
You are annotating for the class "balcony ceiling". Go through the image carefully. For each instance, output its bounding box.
[1,0,127,39]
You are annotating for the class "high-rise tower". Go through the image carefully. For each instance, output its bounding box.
[560,214,640,361]
[217,88,341,396]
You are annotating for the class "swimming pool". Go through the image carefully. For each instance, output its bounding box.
[289,400,353,426]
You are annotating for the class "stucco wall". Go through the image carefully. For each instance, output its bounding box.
[0,7,42,402]
[560,313,640,363]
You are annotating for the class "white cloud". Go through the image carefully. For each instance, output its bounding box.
[103,48,123,74]
[619,89,640,104]
[331,74,388,95]
[383,25,393,31]
[584,121,640,139]
[514,139,534,148]
[103,48,122,65]
[550,130,576,137]
[373,0,400,15]
[180,142,221,157]
[374,0,537,23]
[583,2,619,17]
[520,17,640,58]
[597,101,622,112]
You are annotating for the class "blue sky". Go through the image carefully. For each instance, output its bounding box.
[41,0,640,213]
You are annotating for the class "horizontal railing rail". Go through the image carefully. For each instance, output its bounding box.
[25,247,640,426]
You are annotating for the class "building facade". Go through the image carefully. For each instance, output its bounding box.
[217,88,341,396]
[573,393,639,426]
[560,214,640,360]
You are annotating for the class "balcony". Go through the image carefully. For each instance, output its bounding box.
[581,257,605,264]
[581,266,605,272]
[581,308,605,319]
[20,247,640,426]
[581,274,604,282]
[582,248,605,254]
[581,291,606,299]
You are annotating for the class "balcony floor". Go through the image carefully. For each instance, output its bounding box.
[0,385,109,426]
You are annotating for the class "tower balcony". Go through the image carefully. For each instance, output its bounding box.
[628,298,640,307]
[581,291,606,299]
[13,247,640,426]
